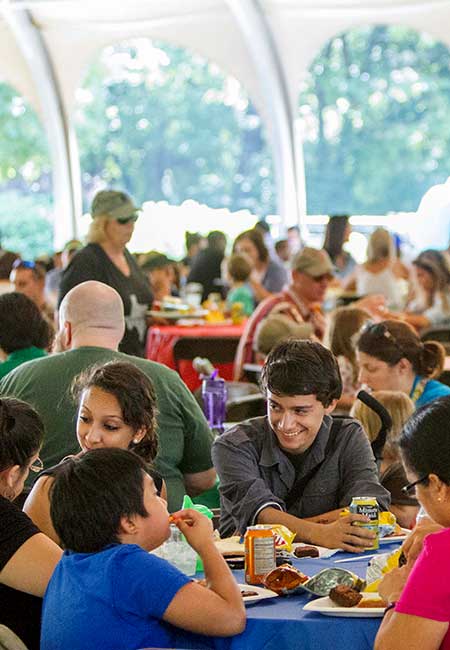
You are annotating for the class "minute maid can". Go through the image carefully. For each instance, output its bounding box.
[349,497,379,550]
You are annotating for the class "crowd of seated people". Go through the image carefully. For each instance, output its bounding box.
[3,193,450,647]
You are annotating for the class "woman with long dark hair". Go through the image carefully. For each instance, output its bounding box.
[375,396,450,650]
[0,398,61,648]
[23,360,162,544]
[323,214,355,280]
[233,228,288,302]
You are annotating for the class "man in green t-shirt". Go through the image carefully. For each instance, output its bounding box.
[0,281,216,512]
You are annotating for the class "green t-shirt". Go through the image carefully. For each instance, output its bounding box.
[226,284,255,316]
[0,347,47,380]
[0,346,214,511]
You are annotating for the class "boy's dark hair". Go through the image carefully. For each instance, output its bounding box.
[260,339,342,407]
[0,397,44,472]
[227,253,252,282]
[0,292,53,353]
[50,448,149,552]
[400,396,450,486]
[71,361,158,463]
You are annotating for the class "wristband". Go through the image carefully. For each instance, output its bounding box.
[383,603,396,616]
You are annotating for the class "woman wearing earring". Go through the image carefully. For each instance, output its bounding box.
[356,320,450,408]
[23,360,163,544]
[375,396,450,650]
[0,398,62,649]
[59,190,153,357]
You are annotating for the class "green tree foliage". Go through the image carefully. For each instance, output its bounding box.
[0,191,53,259]
[0,83,53,258]
[75,40,275,216]
[299,25,450,215]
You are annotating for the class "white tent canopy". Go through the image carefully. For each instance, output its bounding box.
[2,0,450,246]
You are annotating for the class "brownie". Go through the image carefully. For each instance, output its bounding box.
[294,545,320,558]
[329,584,362,607]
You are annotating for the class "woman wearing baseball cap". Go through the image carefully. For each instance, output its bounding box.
[58,190,153,357]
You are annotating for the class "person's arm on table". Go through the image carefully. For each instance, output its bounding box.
[375,550,448,650]
[0,533,62,596]
[303,508,345,523]
[376,609,448,650]
[23,476,60,545]
[257,506,375,552]
[163,509,245,636]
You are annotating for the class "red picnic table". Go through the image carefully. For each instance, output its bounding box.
[145,322,245,391]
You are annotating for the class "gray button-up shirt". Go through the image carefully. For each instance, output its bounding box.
[212,415,390,537]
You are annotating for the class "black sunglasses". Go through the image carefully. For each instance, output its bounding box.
[401,475,429,496]
[312,273,333,283]
[116,215,138,225]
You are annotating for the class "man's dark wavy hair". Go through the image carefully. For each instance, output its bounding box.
[260,339,342,407]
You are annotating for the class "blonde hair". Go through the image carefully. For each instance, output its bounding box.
[327,307,371,384]
[366,227,395,264]
[86,216,109,245]
[350,390,414,460]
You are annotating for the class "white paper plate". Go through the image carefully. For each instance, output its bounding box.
[238,584,279,604]
[148,309,208,320]
[379,528,409,544]
[303,593,385,617]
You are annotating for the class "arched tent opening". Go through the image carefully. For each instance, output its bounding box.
[74,38,276,254]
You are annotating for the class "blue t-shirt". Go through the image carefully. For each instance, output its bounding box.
[41,544,191,650]
[411,375,450,409]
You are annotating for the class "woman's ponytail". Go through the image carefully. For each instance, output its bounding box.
[418,341,445,378]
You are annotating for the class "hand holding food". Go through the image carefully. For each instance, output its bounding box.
[401,518,443,563]
[378,564,411,604]
[169,509,214,554]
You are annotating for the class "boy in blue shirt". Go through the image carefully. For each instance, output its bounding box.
[41,448,245,650]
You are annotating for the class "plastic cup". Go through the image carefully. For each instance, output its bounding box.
[202,377,227,432]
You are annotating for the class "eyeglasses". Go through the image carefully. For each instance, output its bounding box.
[12,259,36,270]
[29,457,44,474]
[116,215,138,225]
[401,475,429,496]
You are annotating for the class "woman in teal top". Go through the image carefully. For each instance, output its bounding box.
[356,319,450,408]
[0,292,53,379]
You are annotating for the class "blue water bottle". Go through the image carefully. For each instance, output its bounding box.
[201,370,227,433]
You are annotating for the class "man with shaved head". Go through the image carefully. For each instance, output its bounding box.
[0,281,216,511]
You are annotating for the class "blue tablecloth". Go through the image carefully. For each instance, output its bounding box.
[170,542,401,650]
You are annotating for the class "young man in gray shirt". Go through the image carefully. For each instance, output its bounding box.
[212,339,390,551]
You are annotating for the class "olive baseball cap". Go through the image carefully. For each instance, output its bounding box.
[141,251,175,271]
[91,190,141,220]
[292,247,334,278]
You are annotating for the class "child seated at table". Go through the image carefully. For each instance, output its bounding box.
[40,448,245,650]
[350,390,418,529]
[326,306,371,411]
[226,253,255,316]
